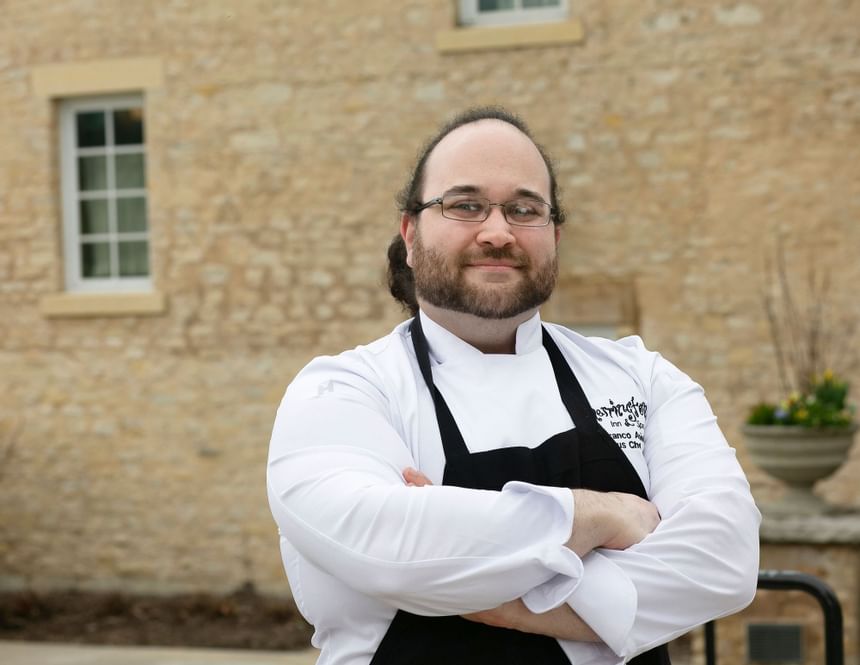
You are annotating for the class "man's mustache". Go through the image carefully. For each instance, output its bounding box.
[458,247,529,267]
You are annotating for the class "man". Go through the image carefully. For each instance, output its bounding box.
[267,107,760,665]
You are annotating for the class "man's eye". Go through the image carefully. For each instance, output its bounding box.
[449,200,484,212]
[510,202,539,216]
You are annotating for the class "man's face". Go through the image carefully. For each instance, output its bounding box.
[402,120,560,320]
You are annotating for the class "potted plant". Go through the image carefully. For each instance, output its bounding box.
[743,242,857,515]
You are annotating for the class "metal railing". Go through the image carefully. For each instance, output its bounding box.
[703,570,844,665]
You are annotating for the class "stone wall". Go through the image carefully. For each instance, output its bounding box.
[1,0,859,597]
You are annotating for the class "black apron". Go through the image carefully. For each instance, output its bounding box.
[370,316,670,665]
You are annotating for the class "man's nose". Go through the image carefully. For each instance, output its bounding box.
[476,205,515,247]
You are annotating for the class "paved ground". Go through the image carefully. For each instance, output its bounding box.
[0,641,320,665]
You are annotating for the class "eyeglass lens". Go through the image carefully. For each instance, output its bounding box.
[441,194,550,226]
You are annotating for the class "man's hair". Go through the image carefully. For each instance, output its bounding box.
[387,106,566,316]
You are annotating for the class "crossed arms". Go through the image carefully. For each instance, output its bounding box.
[267,345,760,659]
[403,467,660,642]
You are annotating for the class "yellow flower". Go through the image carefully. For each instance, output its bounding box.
[823,368,834,381]
[796,408,809,421]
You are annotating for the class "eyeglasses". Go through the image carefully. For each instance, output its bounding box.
[415,193,554,228]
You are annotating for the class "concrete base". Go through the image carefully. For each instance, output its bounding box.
[0,641,320,665]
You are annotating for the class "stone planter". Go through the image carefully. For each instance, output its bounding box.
[743,424,858,515]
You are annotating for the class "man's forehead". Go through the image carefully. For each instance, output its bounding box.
[423,120,550,193]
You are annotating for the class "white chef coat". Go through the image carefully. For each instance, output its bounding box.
[267,311,761,665]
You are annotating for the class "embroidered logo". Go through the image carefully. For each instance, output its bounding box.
[593,397,647,450]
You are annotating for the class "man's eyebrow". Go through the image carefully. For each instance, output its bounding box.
[513,188,547,202]
[442,185,548,201]
[442,185,481,196]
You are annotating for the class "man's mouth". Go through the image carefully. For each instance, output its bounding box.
[462,251,526,270]
[466,261,521,271]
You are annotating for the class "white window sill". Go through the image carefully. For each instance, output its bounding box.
[39,292,166,318]
[436,18,584,53]
[31,57,163,97]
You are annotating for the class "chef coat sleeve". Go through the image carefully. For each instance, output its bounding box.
[267,351,585,616]
[558,340,761,659]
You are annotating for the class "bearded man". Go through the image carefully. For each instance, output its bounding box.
[267,107,760,665]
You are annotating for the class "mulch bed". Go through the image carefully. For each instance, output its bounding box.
[0,584,314,650]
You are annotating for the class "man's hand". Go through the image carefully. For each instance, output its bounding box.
[463,598,600,642]
[403,467,432,487]
[567,489,660,557]
[462,599,526,630]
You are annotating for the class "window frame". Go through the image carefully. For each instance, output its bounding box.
[59,94,151,293]
[459,0,569,27]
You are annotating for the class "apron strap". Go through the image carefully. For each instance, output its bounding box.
[410,316,471,459]
[541,326,601,436]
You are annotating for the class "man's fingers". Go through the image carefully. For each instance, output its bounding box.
[568,489,661,555]
[602,492,660,550]
[403,467,433,487]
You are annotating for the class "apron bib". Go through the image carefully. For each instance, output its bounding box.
[370,317,670,665]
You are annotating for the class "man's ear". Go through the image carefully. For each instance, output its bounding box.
[554,223,561,245]
[400,212,416,268]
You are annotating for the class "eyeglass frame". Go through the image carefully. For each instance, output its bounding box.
[413,194,556,228]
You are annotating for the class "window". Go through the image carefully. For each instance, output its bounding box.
[541,276,639,341]
[459,0,568,27]
[59,95,150,292]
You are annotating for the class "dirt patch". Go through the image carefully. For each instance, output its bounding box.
[0,585,696,660]
[0,584,313,650]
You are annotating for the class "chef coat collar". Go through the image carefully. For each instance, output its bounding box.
[417,309,544,364]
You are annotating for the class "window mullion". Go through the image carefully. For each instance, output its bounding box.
[105,108,119,279]
[112,146,144,156]
[82,187,146,200]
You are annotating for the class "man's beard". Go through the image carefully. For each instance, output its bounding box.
[410,234,558,320]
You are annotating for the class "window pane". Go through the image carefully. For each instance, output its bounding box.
[81,242,111,278]
[114,108,144,145]
[117,197,148,233]
[522,0,560,7]
[79,199,109,234]
[76,111,106,148]
[118,241,149,277]
[78,156,107,191]
[479,0,516,10]
[115,153,145,189]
